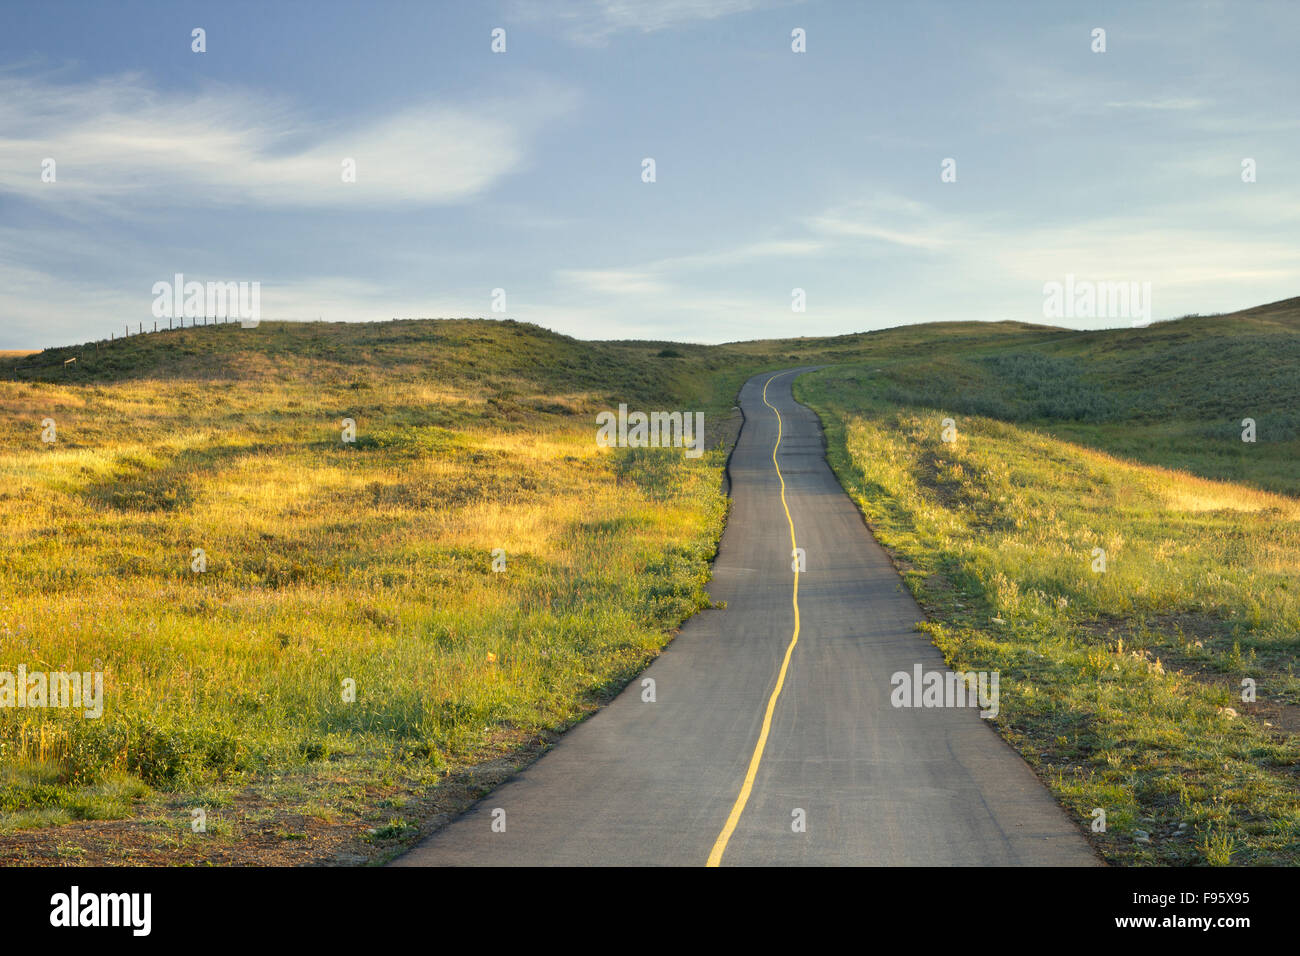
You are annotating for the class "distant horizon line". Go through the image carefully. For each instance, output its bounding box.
[12,299,1298,357]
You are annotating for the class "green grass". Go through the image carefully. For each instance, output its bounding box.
[796,300,1300,864]
[0,319,750,854]
[827,300,1300,495]
[2,298,1297,864]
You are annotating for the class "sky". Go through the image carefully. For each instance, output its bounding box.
[1,0,1298,349]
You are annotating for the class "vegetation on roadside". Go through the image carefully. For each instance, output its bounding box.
[0,319,747,860]
[2,296,1296,865]
[797,297,1300,865]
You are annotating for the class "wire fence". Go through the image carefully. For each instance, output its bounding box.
[5,317,324,379]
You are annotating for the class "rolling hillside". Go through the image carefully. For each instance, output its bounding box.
[795,298,1300,864]
[0,320,747,864]
[1,300,1296,864]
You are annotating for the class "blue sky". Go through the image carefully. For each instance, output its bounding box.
[2,0,1298,349]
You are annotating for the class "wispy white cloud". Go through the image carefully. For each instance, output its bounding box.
[511,0,800,46]
[988,220,1300,290]
[556,237,824,296]
[0,72,576,210]
[557,269,670,295]
[658,239,826,269]
[1104,98,1211,111]
[794,193,963,252]
[807,220,952,250]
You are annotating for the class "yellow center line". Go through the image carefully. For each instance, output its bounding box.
[706,371,801,867]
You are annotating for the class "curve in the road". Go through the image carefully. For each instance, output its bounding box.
[393,368,1100,867]
[707,371,801,865]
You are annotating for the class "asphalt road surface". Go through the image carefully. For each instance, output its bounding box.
[394,369,1100,866]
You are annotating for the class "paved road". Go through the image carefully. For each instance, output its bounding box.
[394,369,1099,866]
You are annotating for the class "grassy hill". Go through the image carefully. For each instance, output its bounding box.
[0,319,757,864]
[795,297,1300,865]
[796,299,1300,494]
[1,300,1296,865]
